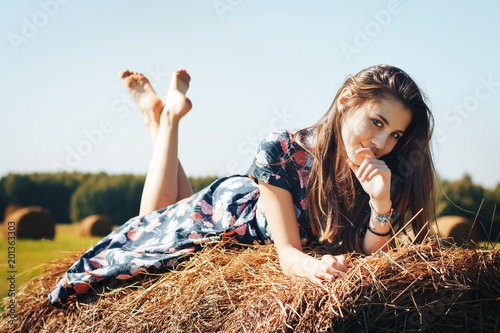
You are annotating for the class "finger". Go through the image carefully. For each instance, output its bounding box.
[321,254,337,266]
[355,147,376,159]
[367,163,391,181]
[356,157,378,179]
[357,159,386,181]
[335,254,348,267]
[356,158,370,180]
[309,276,324,285]
[324,266,347,277]
[314,270,335,281]
[368,167,387,182]
[331,261,348,273]
[359,163,375,182]
[359,160,380,182]
[329,254,348,270]
[363,165,382,182]
[315,269,344,281]
[321,256,348,273]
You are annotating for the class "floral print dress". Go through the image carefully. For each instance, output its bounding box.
[49,130,316,306]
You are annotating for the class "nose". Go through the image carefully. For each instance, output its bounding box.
[371,134,388,151]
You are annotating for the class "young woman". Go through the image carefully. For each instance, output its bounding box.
[49,65,436,306]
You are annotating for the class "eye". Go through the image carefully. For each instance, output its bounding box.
[391,132,402,139]
[372,119,382,127]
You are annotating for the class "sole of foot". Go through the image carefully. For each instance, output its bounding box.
[119,70,164,126]
[163,69,192,121]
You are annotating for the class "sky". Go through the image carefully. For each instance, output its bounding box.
[1,0,499,188]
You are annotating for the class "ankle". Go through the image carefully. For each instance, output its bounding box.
[160,107,181,127]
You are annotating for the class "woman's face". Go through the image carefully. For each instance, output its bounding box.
[340,96,412,166]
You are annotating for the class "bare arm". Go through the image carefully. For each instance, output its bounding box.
[347,148,394,255]
[259,181,348,281]
[362,198,392,254]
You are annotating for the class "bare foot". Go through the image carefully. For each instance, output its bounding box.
[119,70,163,130]
[162,69,192,122]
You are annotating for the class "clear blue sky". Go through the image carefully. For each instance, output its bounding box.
[1,0,499,188]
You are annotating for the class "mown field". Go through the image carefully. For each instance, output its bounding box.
[0,224,102,304]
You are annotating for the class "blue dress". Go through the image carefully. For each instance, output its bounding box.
[49,130,317,306]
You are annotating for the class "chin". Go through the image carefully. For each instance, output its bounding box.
[347,151,361,167]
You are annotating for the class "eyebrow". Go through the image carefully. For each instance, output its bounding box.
[377,114,405,135]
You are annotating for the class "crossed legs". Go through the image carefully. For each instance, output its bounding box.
[120,69,194,215]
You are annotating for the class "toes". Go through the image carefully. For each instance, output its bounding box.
[119,70,146,80]
[174,69,190,80]
[119,70,131,79]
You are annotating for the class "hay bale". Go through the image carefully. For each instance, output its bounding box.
[432,215,480,246]
[79,215,112,237]
[1,239,499,332]
[4,204,22,220]
[3,206,55,240]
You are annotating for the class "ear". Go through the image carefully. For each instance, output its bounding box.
[337,88,353,110]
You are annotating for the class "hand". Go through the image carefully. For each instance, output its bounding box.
[347,148,391,202]
[306,254,348,282]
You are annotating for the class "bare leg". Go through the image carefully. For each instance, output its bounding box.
[120,70,194,215]
[177,162,194,201]
[138,70,193,215]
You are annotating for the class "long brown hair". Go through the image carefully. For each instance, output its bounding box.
[295,64,436,252]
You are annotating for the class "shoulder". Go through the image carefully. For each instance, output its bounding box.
[258,130,313,169]
[257,130,294,156]
[262,129,294,144]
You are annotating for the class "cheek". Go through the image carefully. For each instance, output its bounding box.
[353,123,373,142]
[380,140,398,156]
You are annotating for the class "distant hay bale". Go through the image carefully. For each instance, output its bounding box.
[3,206,55,240]
[1,239,499,332]
[79,215,112,237]
[433,215,480,246]
[3,204,22,220]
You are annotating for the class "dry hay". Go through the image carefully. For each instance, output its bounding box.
[1,237,499,333]
[79,215,112,237]
[431,215,480,246]
[3,206,55,240]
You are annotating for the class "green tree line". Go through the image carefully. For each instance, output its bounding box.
[0,173,217,225]
[0,172,498,239]
[436,174,500,241]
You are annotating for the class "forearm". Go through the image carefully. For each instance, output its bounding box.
[259,181,348,280]
[362,198,392,255]
[140,114,180,215]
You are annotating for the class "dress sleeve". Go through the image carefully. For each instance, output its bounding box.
[246,130,295,192]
